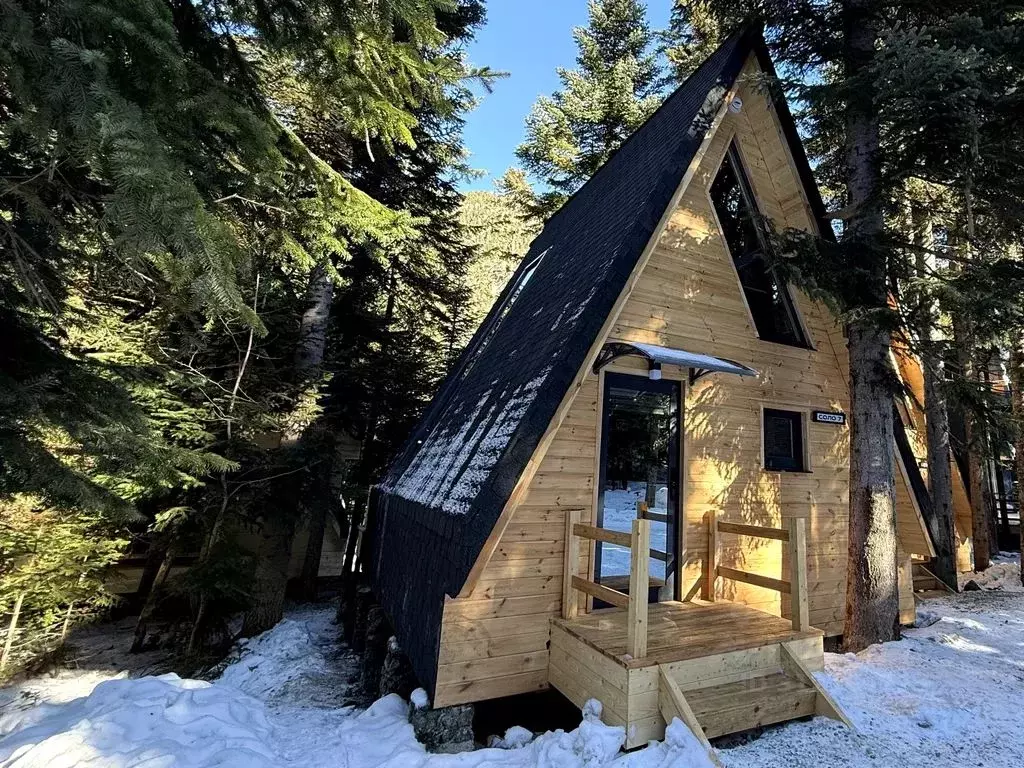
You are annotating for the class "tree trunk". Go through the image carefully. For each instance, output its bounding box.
[132,542,176,652]
[841,0,899,651]
[298,500,327,602]
[244,264,335,631]
[966,391,992,572]
[979,363,1000,556]
[357,259,398,485]
[979,366,1000,553]
[241,514,295,637]
[954,320,992,572]
[846,322,900,649]
[1,592,25,671]
[294,264,334,375]
[984,453,1000,556]
[298,433,336,601]
[1009,337,1024,587]
[133,536,167,612]
[912,204,957,590]
[187,476,230,655]
[921,354,958,588]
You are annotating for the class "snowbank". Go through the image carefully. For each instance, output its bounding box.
[0,674,280,767]
[0,608,679,768]
[959,551,1023,592]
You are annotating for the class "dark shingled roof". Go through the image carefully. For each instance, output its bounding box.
[370,25,830,696]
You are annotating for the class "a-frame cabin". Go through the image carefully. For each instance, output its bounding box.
[372,27,933,749]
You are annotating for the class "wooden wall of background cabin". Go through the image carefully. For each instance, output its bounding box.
[107,522,346,596]
[432,57,926,708]
[893,348,975,572]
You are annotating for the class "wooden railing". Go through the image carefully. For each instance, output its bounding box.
[563,509,651,658]
[703,513,809,631]
[635,501,669,564]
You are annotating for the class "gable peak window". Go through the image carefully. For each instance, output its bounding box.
[710,143,809,348]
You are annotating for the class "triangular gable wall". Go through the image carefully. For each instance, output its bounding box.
[434,55,926,706]
[432,55,746,709]
[893,345,975,571]
[608,55,927,623]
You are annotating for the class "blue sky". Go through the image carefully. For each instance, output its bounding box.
[460,1,671,191]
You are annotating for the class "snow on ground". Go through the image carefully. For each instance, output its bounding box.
[0,615,175,729]
[3,559,1024,767]
[959,551,1024,592]
[600,487,669,580]
[0,606,705,767]
[724,585,1024,767]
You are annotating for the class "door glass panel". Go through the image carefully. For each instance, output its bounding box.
[596,375,679,601]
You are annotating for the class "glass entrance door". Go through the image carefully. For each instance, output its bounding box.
[595,372,681,603]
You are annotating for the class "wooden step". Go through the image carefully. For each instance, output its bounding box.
[684,673,818,738]
[913,574,941,592]
[654,642,851,753]
[912,563,947,593]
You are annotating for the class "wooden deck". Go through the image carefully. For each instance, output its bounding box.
[552,599,822,668]
[552,516,849,754]
[548,599,846,753]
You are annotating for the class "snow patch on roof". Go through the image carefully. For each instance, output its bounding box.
[389,368,552,515]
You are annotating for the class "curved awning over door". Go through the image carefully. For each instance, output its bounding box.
[594,341,758,382]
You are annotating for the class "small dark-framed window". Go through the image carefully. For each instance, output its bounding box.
[710,143,810,348]
[763,408,806,472]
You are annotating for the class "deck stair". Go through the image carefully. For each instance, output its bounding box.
[656,642,851,764]
[912,563,942,593]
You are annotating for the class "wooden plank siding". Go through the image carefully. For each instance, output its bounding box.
[433,57,923,707]
[893,345,975,571]
[434,377,599,706]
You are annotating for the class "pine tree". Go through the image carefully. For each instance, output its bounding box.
[661,0,742,82]
[459,169,543,325]
[235,0,493,627]
[1,0,488,650]
[906,187,958,590]
[1,497,128,674]
[516,0,663,211]
[1010,338,1024,586]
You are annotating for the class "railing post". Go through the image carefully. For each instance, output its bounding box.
[787,517,809,631]
[627,518,650,659]
[702,511,718,601]
[562,509,582,619]
[636,499,648,520]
